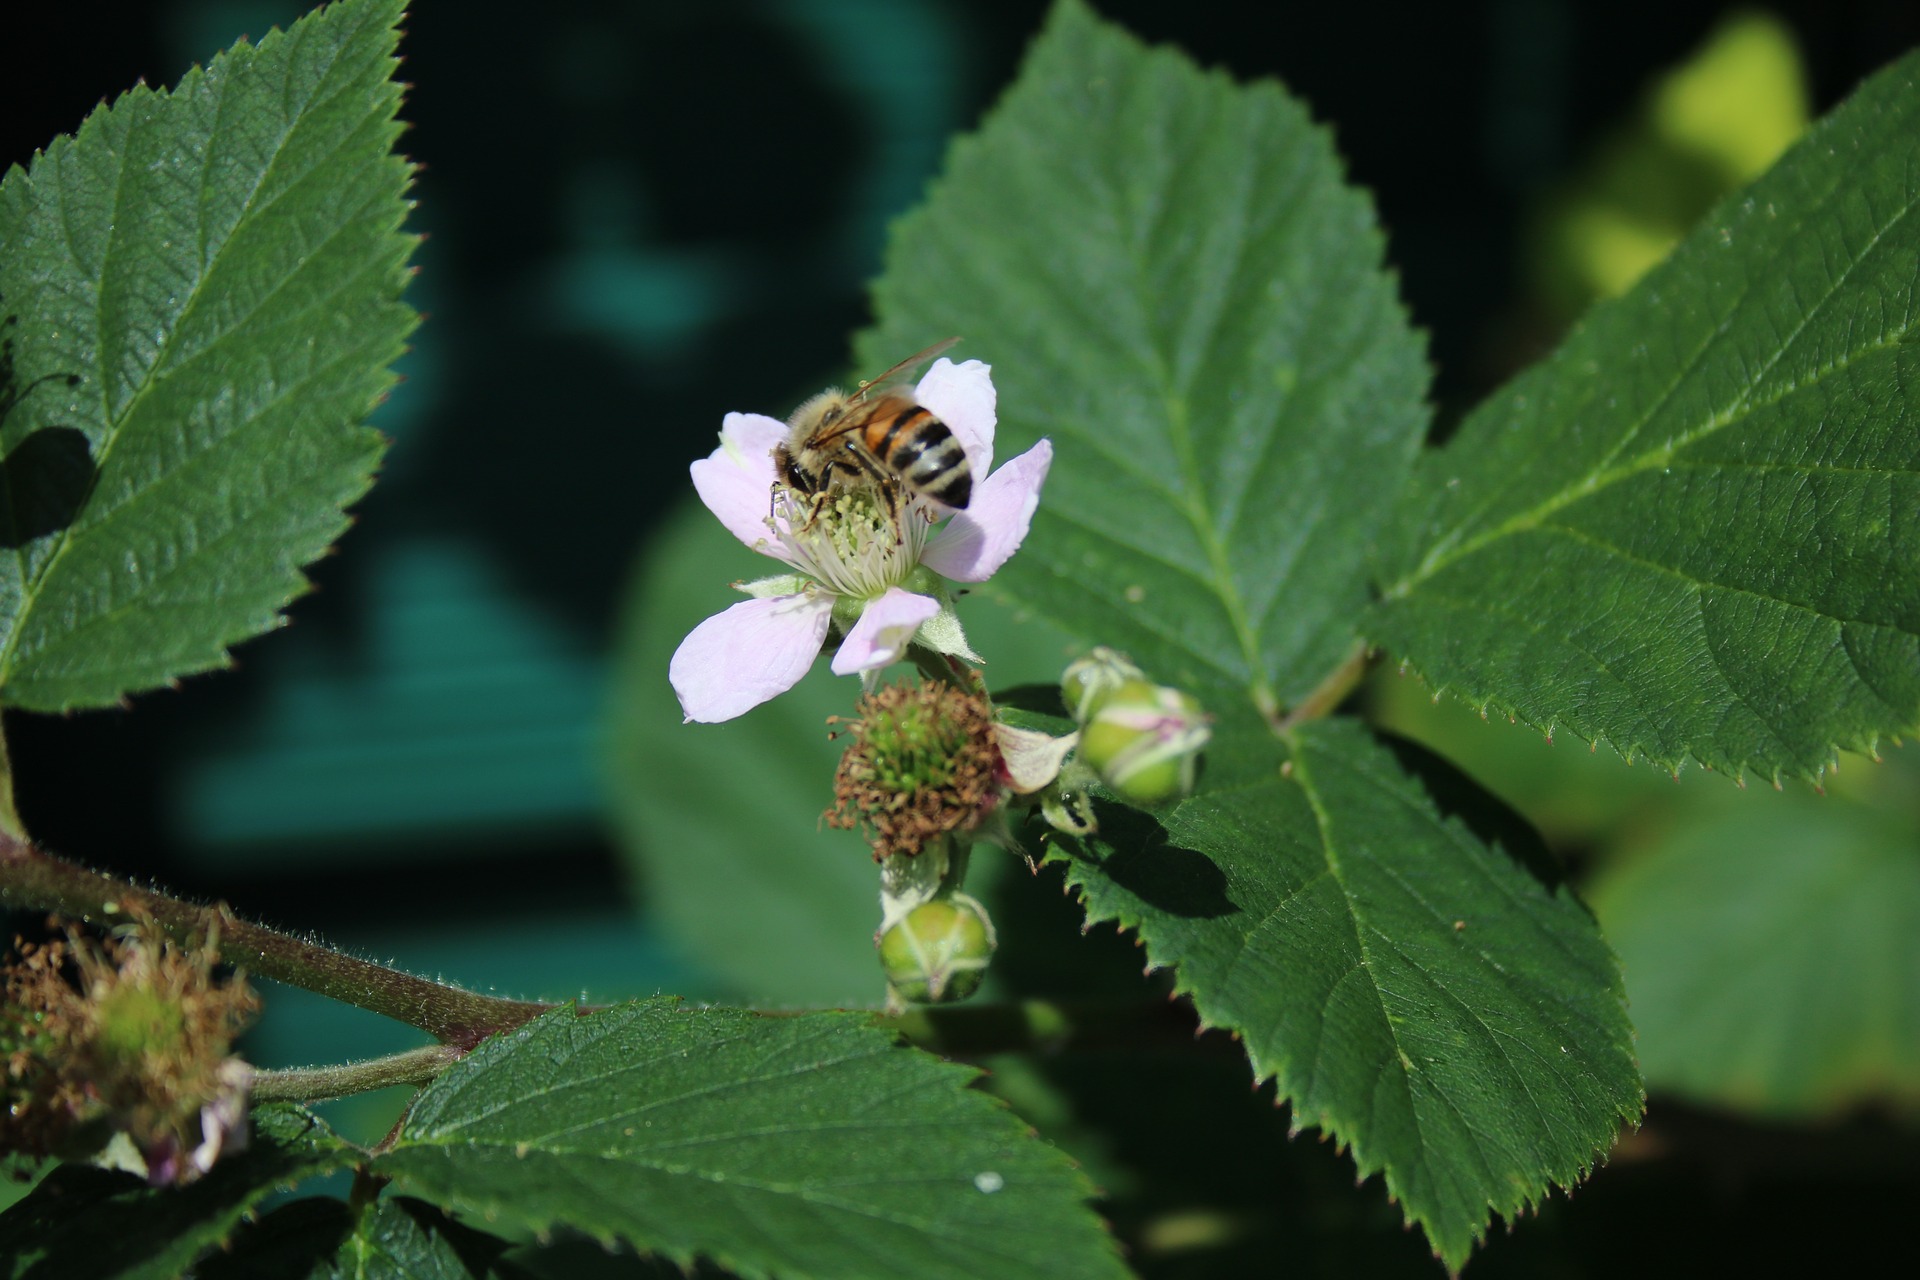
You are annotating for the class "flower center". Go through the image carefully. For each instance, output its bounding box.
[766,485,934,599]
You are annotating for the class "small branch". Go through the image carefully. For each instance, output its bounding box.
[0,721,26,842]
[0,835,551,1046]
[249,1044,464,1103]
[1275,639,1373,734]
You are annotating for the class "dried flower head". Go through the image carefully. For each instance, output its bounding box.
[827,682,1001,859]
[2,913,259,1184]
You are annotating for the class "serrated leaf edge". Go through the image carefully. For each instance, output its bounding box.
[1044,742,1642,1270]
[0,0,415,711]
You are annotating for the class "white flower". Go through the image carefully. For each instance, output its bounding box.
[670,359,1051,723]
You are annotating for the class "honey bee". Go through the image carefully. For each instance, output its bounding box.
[775,337,973,515]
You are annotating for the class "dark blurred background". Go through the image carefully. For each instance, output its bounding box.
[4,1,1919,1273]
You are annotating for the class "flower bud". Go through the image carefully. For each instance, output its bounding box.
[1061,647,1145,723]
[1078,679,1211,806]
[878,895,996,1005]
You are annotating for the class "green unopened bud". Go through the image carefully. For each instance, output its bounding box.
[1061,647,1145,723]
[1079,679,1211,806]
[878,895,996,1005]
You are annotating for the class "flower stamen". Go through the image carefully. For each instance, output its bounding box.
[766,485,933,600]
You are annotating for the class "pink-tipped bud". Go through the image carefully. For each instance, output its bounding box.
[1078,679,1211,807]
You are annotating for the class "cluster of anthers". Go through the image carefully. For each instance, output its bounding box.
[826,681,1002,860]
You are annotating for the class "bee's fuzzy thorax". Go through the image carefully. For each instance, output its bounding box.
[784,388,850,436]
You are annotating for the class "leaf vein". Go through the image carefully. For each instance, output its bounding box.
[1399,166,1920,594]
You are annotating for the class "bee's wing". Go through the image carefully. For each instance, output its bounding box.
[806,391,918,447]
[854,337,962,400]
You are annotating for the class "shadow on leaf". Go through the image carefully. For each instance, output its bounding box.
[0,428,95,549]
[1070,801,1240,920]
[0,314,91,549]
[995,683,1071,717]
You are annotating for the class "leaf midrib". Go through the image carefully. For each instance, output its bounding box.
[1104,66,1289,729]
[1385,164,1920,603]
[1282,740,1462,1225]
[1294,732,1637,1181]
[1146,385,1278,721]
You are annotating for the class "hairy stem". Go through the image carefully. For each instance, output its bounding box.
[910,645,987,698]
[249,1044,465,1104]
[0,835,550,1046]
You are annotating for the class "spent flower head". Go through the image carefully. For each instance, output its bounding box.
[2,914,258,1185]
[670,358,1052,722]
[827,681,1002,859]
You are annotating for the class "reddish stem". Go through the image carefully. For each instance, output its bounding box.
[0,834,550,1046]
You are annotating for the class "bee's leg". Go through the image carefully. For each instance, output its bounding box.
[770,445,795,521]
[796,465,849,533]
[777,446,835,530]
[877,479,905,542]
[834,451,906,540]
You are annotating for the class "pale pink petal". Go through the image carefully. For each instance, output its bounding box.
[914,358,996,479]
[670,592,833,722]
[921,439,1052,583]
[690,412,788,550]
[995,724,1079,794]
[830,587,940,675]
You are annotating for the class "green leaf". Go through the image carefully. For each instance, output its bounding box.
[0,1104,355,1280]
[499,1239,693,1280]
[1589,765,1920,1118]
[858,0,1427,725]
[205,1196,532,1280]
[1369,49,1920,782]
[1046,719,1640,1269]
[0,0,416,711]
[605,497,1076,1006]
[374,1000,1127,1280]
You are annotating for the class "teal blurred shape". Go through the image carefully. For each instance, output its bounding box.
[170,538,605,860]
[546,246,737,360]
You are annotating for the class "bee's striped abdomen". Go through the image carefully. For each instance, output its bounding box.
[864,402,973,509]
